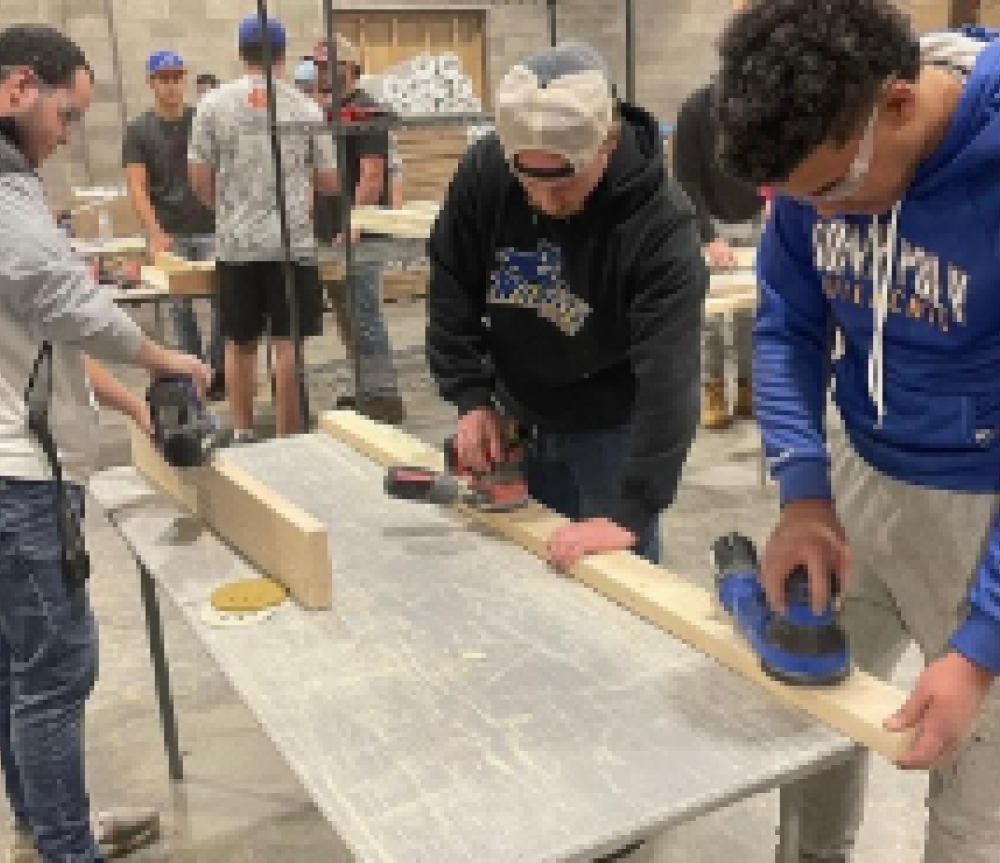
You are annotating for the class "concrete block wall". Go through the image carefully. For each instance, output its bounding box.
[0,0,740,203]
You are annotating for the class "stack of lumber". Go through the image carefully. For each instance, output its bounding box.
[140,253,215,296]
[396,128,470,203]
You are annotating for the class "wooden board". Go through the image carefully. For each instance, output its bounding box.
[319,410,917,762]
[381,269,428,302]
[353,204,438,239]
[319,263,428,302]
[129,422,333,609]
[705,290,757,316]
[141,258,216,297]
[396,129,470,203]
[708,276,758,297]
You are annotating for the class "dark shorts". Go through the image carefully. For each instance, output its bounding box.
[216,261,323,345]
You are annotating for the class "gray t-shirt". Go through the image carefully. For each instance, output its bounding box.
[122,107,214,236]
[189,75,335,263]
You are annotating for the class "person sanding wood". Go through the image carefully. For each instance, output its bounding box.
[427,42,708,580]
[715,2,1000,860]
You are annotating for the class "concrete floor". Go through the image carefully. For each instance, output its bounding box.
[0,298,928,861]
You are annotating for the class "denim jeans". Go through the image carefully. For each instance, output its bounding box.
[520,424,662,564]
[349,262,400,399]
[0,479,102,861]
[171,235,223,372]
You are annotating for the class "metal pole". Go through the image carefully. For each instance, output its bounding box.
[324,0,364,409]
[103,0,128,135]
[548,0,557,47]
[136,557,184,782]
[625,0,636,103]
[776,788,803,863]
[256,0,311,432]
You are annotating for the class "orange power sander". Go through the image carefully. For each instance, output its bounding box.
[384,426,530,512]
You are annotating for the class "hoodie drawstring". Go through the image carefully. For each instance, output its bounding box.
[868,202,901,427]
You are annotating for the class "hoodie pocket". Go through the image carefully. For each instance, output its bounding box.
[836,377,978,450]
[971,391,1000,449]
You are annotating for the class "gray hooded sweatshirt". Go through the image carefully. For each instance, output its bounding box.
[0,119,144,481]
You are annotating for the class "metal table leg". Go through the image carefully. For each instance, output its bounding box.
[776,785,802,863]
[137,558,185,782]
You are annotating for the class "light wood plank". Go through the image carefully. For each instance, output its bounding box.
[140,262,216,296]
[705,290,757,316]
[708,276,758,297]
[352,205,438,238]
[129,422,333,609]
[319,410,916,762]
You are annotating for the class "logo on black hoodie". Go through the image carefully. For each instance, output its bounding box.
[489,241,592,336]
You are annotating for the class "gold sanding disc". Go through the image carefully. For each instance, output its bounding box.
[210,578,287,613]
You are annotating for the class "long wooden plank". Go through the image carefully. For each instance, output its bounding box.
[705,290,756,316]
[319,410,916,762]
[352,206,438,239]
[140,264,216,296]
[129,422,333,609]
[709,274,758,296]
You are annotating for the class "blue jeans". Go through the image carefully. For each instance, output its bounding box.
[351,263,400,399]
[521,424,662,564]
[0,480,102,861]
[171,235,223,372]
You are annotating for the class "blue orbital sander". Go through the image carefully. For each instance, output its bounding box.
[712,533,851,686]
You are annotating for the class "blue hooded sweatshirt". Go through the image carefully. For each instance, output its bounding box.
[756,29,1000,673]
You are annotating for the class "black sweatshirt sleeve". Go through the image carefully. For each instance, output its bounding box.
[614,190,708,535]
[672,97,717,245]
[426,144,496,415]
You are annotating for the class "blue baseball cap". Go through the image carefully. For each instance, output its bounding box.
[147,50,185,75]
[238,15,287,51]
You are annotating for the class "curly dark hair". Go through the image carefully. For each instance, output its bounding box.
[0,24,91,88]
[713,0,920,184]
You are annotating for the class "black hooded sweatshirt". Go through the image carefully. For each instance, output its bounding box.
[672,85,765,244]
[427,102,708,535]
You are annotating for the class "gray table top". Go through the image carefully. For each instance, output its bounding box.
[90,434,853,863]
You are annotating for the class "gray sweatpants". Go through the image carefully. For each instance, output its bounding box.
[792,439,1000,862]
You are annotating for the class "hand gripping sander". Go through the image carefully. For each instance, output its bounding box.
[147,375,226,468]
[711,532,851,686]
[385,433,529,512]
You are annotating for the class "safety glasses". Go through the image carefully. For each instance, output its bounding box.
[796,99,881,205]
